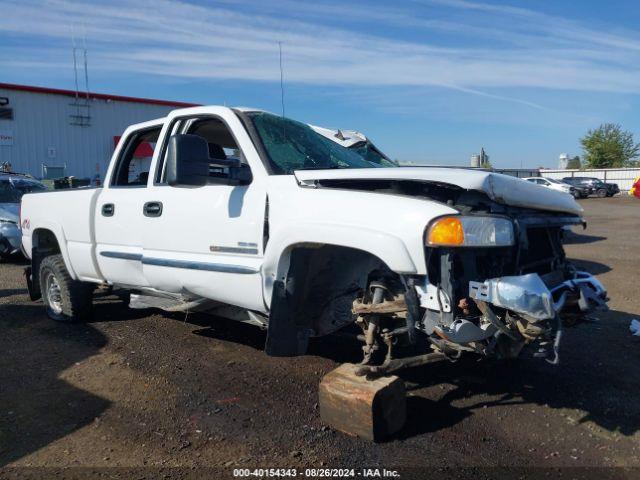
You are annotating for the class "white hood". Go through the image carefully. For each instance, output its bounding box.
[294,167,583,216]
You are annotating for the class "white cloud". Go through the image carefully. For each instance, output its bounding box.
[2,0,640,107]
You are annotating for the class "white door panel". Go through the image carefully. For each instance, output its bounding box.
[139,108,268,311]
[94,120,163,288]
[94,188,149,287]
[142,262,264,311]
[143,185,263,254]
[142,184,267,311]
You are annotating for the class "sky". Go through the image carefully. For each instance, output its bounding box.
[2,0,640,168]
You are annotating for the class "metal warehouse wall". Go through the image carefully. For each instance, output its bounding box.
[0,88,179,180]
[541,168,640,192]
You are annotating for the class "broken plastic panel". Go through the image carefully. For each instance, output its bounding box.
[550,271,608,313]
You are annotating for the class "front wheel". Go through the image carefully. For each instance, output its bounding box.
[596,189,607,198]
[39,254,93,322]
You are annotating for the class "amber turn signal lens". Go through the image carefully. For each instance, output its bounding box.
[427,216,464,246]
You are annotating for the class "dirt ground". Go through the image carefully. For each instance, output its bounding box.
[1,196,639,479]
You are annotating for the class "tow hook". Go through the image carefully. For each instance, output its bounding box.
[532,316,563,365]
[546,321,562,365]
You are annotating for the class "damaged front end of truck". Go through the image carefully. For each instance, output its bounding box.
[350,188,608,376]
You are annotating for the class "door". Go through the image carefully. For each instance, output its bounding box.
[94,122,162,287]
[141,111,267,312]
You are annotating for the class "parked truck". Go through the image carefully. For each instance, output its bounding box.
[20,106,608,375]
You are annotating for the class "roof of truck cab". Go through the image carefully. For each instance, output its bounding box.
[126,117,167,130]
[120,108,271,131]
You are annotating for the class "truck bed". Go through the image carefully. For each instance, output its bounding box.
[21,188,103,282]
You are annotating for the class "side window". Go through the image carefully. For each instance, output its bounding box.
[111,127,161,187]
[156,116,247,184]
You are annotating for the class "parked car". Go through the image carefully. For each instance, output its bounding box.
[20,107,608,375]
[523,177,584,198]
[562,177,619,198]
[0,172,47,258]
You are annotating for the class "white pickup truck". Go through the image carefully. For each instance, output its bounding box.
[20,106,608,375]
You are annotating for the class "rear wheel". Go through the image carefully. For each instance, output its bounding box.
[39,254,93,322]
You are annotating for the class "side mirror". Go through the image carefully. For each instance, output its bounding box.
[165,133,252,187]
[166,134,210,187]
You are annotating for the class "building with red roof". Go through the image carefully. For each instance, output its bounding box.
[0,83,199,180]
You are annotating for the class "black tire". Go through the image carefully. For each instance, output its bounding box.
[39,254,93,322]
[596,188,607,198]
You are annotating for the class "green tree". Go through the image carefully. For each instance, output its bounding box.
[580,123,640,168]
[566,156,581,169]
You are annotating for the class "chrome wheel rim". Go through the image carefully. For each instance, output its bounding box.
[44,271,63,315]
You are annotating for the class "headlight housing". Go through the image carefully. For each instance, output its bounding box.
[426,216,514,247]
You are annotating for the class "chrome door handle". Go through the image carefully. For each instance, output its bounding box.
[101,203,115,217]
[143,201,163,217]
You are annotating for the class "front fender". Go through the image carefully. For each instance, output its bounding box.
[261,222,418,308]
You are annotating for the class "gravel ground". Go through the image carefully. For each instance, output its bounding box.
[1,196,639,478]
